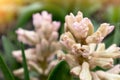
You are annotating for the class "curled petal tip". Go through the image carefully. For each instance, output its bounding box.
[108,25,114,33]
[16,28,24,35]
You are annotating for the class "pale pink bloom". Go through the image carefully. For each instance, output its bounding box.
[33,11,52,28]
[13,11,61,79]
[16,28,39,45]
[58,11,119,80]
[41,11,52,22]
[33,13,42,28]
[52,21,60,31]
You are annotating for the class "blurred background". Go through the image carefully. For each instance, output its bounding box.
[0,0,120,34]
[0,0,120,80]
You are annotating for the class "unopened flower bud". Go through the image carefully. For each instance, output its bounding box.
[40,39,49,53]
[16,28,39,45]
[89,57,113,69]
[73,20,88,38]
[12,50,22,62]
[75,11,83,22]
[28,61,43,74]
[96,43,105,52]
[52,21,60,31]
[107,64,120,74]
[79,62,92,80]
[33,11,52,29]
[49,31,58,42]
[98,23,114,37]
[65,54,78,68]
[13,67,30,78]
[57,50,66,60]
[86,23,114,44]
[60,32,75,49]
[91,72,100,80]
[65,13,81,41]
[41,11,52,22]
[12,48,36,62]
[13,68,24,77]
[106,44,120,53]
[86,31,103,44]
[70,66,81,76]
[33,13,42,28]
[89,43,97,53]
[96,70,120,80]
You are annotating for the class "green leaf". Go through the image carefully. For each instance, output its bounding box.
[113,24,120,46]
[20,43,30,80]
[2,36,18,70]
[16,3,65,29]
[106,6,120,23]
[2,36,16,55]
[113,25,120,64]
[0,54,15,80]
[48,60,72,80]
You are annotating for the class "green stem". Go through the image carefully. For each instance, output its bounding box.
[21,43,30,80]
[0,54,15,80]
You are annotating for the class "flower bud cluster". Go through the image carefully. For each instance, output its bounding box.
[58,11,120,80]
[12,11,61,79]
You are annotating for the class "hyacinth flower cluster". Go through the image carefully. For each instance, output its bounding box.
[12,11,61,80]
[58,11,120,80]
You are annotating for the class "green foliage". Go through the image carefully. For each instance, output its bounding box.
[74,0,101,17]
[113,24,120,46]
[2,36,16,56]
[0,54,15,80]
[103,6,120,47]
[48,60,73,80]
[106,6,120,23]
[20,43,30,80]
[16,3,66,29]
[2,36,18,70]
